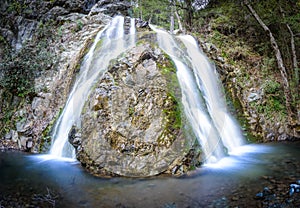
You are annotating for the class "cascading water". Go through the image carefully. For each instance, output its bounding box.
[150,25,244,163]
[129,18,136,45]
[178,36,244,153]
[50,16,136,158]
[50,14,243,164]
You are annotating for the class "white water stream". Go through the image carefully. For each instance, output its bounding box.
[50,16,136,158]
[150,25,244,163]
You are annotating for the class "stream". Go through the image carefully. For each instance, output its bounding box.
[1,141,299,207]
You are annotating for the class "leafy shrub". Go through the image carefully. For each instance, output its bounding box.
[262,80,281,94]
[7,0,26,15]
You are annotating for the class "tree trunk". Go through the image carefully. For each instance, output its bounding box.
[284,16,299,123]
[184,0,193,29]
[280,6,299,88]
[175,9,184,32]
[139,0,143,20]
[148,13,153,24]
[170,4,174,33]
[287,25,299,84]
[244,1,296,124]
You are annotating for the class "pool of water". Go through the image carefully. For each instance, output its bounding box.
[0,142,299,207]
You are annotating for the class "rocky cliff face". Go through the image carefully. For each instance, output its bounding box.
[0,0,130,51]
[0,0,118,151]
[69,41,198,177]
[198,38,300,142]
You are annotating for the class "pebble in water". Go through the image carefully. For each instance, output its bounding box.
[289,183,300,196]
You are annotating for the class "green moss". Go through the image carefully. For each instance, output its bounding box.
[0,35,6,44]
[0,91,25,137]
[225,88,259,143]
[163,93,182,129]
[156,53,183,146]
[94,39,104,51]
[136,39,147,46]
[128,107,134,117]
[39,108,63,153]
[137,31,157,45]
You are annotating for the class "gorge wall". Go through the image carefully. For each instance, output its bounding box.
[0,0,117,152]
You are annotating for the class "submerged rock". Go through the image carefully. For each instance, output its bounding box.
[72,42,196,177]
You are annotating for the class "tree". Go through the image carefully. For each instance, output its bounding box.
[280,5,299,98]
[244,0,297,124]
[133,0,171,27]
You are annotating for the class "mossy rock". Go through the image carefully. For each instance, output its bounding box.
[73,41,197,177]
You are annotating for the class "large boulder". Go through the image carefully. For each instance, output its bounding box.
[71,42,195,177]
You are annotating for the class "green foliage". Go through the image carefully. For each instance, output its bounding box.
[191,0,300,137]
[0,35,6,44]
[250,79,286,120]
[262,80,281,94]
[36,20,55,39]
[164,93,182,129]
[0,21,57,98]
[7,0,26,15]
[0,52,35,97]
[75,20,83,31]
[133,0,171,29]
[261,57,275,76]
[128,107,134,117]
[39,108,62,153]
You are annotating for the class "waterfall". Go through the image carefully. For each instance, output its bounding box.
[177,35,244,153]
[50,16,136,158]
[50,15,243,164]
[129,18,136,46]
[150,25,244,163]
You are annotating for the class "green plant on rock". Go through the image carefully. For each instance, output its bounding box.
[75,20,84,32]
[157,54,183,147]
[7,0,26,15]
[39,108,63,153]
[0,35,6,44]
[0,21,56,98]
[250,79,287,120]
[262,79,281,94]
